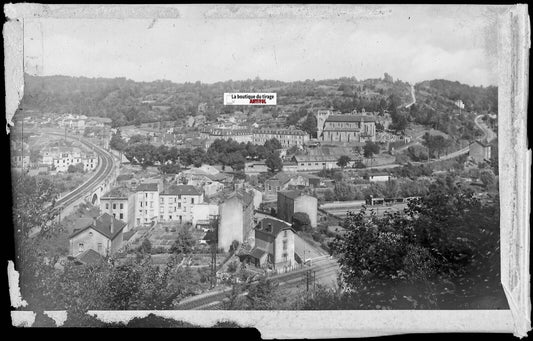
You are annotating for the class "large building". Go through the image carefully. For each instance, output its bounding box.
[316,110,377,143]
[277,190,318,228]
[159,185,204,223]
[217,190,255,252]
[252,128,309,148]
[134,182,160,226]
[100,187,135,230]
[200,127,254,145]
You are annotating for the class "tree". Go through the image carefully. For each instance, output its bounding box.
[292,212,311,232]
[330,179,501,309]
[170,229,196,254]
[109,129,127,151]
[336,155,351,169]
[479,169,496,188]
[301,114,317,138]
[264,138,282,152]
[363,141,380,158]
[265,152,283,173]
[140,238,152,254]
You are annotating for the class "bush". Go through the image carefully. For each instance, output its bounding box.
[227,260,239,273]
[292,212,311,232]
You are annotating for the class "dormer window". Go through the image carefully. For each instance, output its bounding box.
[88,232,93,237]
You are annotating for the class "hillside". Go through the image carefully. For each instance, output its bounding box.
[19,73,413,127]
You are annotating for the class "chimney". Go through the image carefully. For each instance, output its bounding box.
[110,217,115,234]
[92,216,97,226]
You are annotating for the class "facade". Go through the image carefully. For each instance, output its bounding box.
[11,152,30,169]
[252,128,309,148]
[159,185,204,223]
[217,190,255,252]
[69,213,127,257]
[200,127,254,145]
[134,182,160,226]
[100,187,135,231]
[469,140,492,163]
[250,217,296,269]
[277,190,318,228]
[368,173,394,182]
[264,172,292,200]
[320,114,377,143]
[292,154,339,172]
[47,147,98,172]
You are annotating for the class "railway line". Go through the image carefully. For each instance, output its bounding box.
[45,132,116,213]
[176,257,339,310]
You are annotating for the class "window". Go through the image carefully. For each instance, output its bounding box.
[113,203,116,209]
[191,198,195,204]
[119,213,123,220]
[140,201,143,207]
[178,203,181,208]
[88,232,93,237]
[169,215,172,220]
[105,203,109,209]
[97,243,102,253]
[78,243,84,253]
[283,240,288,250]
[120,203,123,209]
[268,185,272,191]
[284,230,287,237]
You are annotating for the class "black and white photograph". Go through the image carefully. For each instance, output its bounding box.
[5,4,530,336]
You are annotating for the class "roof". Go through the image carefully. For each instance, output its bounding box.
[255,217,293,238]
[135,183,159,192]
[161,184,202,196]
[266,172,291,185]
[472,140,491,148]
[278,190,304,200]
[235,189,254,207]
[249,247,268,259]
[116,174,134,182]
[370,172,391,177]
[293,155,338,163]
[102,186,132,198]
[255,128,308,136]
[123,230,136,241]
[323,127,361,132]
[76,249,105,265]
[70,213,127,240]
[326,115,377,122]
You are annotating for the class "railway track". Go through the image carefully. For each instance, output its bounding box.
[177,257,339,310]
[46,132,116,211]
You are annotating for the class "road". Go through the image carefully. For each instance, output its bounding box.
[404,84,416,108]
[474,114,496,142]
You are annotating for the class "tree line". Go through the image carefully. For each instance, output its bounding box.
[111,129,283,173]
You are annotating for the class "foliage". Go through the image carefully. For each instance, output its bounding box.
[336,155,351,168]
[265,152,283,173]
[292,212,312,232]
[363,141,380,158]
[170,228,196,254]
[330,177,501,309]
[140,238,152,254]
[422,133,453,158]
[67,163,85,173]
[406,145,429,161]
[223,277,283,310]
[109,129,127,151]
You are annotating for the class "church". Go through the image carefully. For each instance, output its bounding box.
[316,109,377,143]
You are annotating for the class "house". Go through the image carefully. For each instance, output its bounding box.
[217,189,255,252]
[368,172,394,183]
[134,182,160,226]
[246,217,296,269]
[191,203,219,227]
[100,187,135,230]
[469,140,492,163]
[244,161,269,175]
[11,151,30,169]
[277,190,318,228]
[69,213,127,257]
[159,184,204,223]
[264,172,292,200]
[73,249,105,266]
[292,154,339,172]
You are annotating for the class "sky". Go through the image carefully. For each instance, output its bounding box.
[23,5,502,87]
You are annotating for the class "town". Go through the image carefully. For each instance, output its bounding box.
[11,74,503,320]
